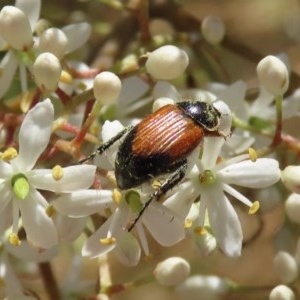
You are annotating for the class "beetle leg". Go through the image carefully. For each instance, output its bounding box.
[127,160,188,231]
[79,126,133,164]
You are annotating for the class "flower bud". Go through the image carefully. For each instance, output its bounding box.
[152,97,175,112]
[256,55,289,96]
[269,285,295,300]
[201,16,225,45]
[175,275,228,300]
[38,28,68,59]
[145,45,189,80]
[274,251,299,284]
[282,165,300,194]
[93,71,121,104]
[285,193,300,224]
[193,229,217,256]
[33,52,62,93]
[0,6,33,51]
[154,257,190,286]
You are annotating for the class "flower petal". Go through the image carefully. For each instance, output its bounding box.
[19,188,58,249]
[52,189,113,217]
[0,159,13,179]
[218,158,281,188]
[29,165,96,192]
[6,241,58,262]
[81,216,116,258]
[54,214,86,243]
[62,22,91,54]
[142,201,185,246]
[0,51,18,99]
[16,0,41,30]
[204,184,243,257]
[12,99,54,172]
[0,181,13,215]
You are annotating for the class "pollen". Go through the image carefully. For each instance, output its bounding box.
[184,218,193,228]
[248,201,260,214]
[113,188,122,204]
[194,226,207,235]
[8,233,21,246]
[46,205,55,217]
[0,147,18,161]
[100,237,116,245]
[52,165,63,181]
[248,148,257,162]
[60,70,73,84]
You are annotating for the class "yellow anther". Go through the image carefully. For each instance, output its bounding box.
[112,188,122,204]
[60,70,73,84]
[52,165,63,181]
[248,201,260,215]
[152,179,162,190]
[46,205,55,217]
[100,237,116,245]
[184,218,193,229]
[8,233,21,246]
[143,253,154,262]
[248,148,257,162]
[194,226,207,236]
[1,147,18,161]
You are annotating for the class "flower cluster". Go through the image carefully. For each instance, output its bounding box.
[0,1,300,300]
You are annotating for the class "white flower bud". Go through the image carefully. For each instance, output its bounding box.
[33,52,61,93]
[152,97,175,112]
[201,16,225,45]
[193,230,217,256]
[285,193,300,224]
[145,45,189,80]
[175,275,228,300]
[269,285,295,300]
[154,257,190,286]
[38,28,68,59]
[274,251,299,284]
[257,55,289,96]
[0,6,33,51]
[282,166,300,194]
[93,71,121,104]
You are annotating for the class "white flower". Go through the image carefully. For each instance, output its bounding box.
[0,99,96,249]
[165,100,281,257]
[54,120,185,264]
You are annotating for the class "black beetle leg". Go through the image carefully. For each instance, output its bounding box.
[127,160,188,232]
[79,126,133,164]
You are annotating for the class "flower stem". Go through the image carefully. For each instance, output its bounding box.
[39,262,60,300]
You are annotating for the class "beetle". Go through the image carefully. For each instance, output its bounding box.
[80,101,223,231]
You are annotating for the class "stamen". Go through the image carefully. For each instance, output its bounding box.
[184,218,193,229]
[152,179,162,190]
[100,237,116,245]
[143,254,154,262]
[112,188,122,204]
[194,226,207,235]
[52,165,63,181]
[76,81,87,91]
[248,148,257,162]
[0,147,18,161]
[248,201,260,214]
[8,233,21,246]
[60,70,73,84]
[46,205,55,217]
